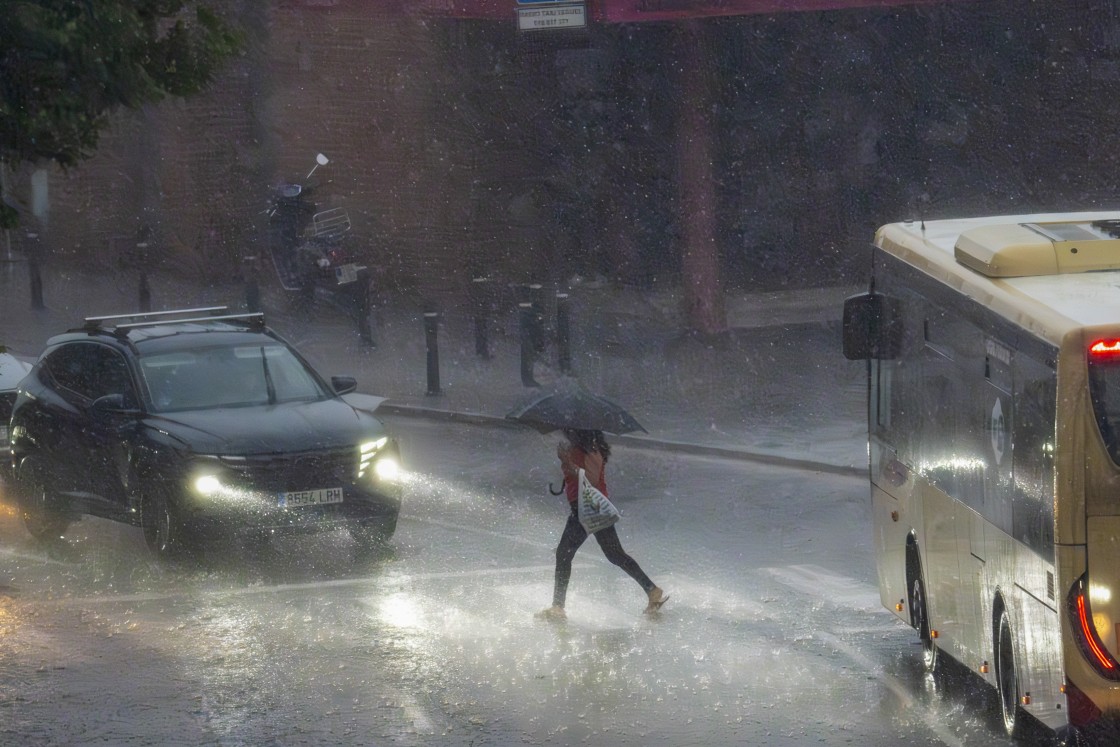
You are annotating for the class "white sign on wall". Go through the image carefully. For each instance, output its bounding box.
[517,3,586,31]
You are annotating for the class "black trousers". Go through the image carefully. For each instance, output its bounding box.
[552,504,654,608]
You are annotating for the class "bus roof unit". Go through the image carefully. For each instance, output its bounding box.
[876,211,1120,339]
[955,220,1120,278]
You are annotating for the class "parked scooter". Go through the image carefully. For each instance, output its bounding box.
[266,154,374,343]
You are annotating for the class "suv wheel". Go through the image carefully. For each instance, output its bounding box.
[17,456,72,541]
[141,489,193,560]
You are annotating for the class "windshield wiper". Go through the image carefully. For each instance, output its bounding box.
[259,347,276,404]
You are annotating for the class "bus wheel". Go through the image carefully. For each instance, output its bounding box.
[911,575,939,673]
[996,611,1024,739]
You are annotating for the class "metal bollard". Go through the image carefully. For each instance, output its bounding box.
[357,268,375,347]
[243,255,261,313]
[474,313,490,359]
[519,302,539,387]
[136,241,151,312]
[472,276,490,359]
[556,292,571,374]
[28,258,43,310]
[424,311,441,396]
[139,271,152,312]
[26,232,43,310]
[529,283,546,353]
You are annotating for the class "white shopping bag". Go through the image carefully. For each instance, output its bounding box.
[577,468,621,533]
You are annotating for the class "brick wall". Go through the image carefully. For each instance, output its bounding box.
[24,1,1120,307]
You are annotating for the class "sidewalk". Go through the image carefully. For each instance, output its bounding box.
[0,260,869,476]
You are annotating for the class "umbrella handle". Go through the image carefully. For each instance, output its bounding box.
[549,480,565,496]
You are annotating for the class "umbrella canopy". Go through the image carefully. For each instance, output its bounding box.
[506,378,646,435]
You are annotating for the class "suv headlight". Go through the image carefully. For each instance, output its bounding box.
[359,437,403,483]
[194,473,224,496]
[189,456,252,504]
[373,455,401,482]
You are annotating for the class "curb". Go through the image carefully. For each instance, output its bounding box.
[376,402,867,479]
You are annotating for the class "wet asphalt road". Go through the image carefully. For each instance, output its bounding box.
[0,417,1023,746]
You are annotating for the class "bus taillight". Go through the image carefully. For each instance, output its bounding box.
[1090,339,1120,359]
[1069,575,1120,680]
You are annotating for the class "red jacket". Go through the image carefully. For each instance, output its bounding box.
[559,445,607,505]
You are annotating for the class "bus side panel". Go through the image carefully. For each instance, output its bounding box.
[865,238,1083,733]
[874,255,981,664]
[920,479,971,662]
[870,449,910,624]
[1015,553,1066,729]
[986,527,1066,729]
[873,249,1061,679]
[869,354,916,625]
[869,462,988,671]
[958,511,986,669]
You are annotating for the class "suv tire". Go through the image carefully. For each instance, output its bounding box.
[17,455,72,541]
[142,489,194,560]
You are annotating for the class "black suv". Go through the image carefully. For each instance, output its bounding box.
[8,307,402,559]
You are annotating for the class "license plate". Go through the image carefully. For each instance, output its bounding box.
[278,487,344,508]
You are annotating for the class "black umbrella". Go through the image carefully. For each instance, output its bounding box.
[506,378,647,435]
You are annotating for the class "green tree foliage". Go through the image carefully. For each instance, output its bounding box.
[0,0,242,227]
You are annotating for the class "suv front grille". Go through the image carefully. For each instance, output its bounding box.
[222,448,358,492]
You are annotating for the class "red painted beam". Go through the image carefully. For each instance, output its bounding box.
[403,0,953,21]
[596,0,948,22]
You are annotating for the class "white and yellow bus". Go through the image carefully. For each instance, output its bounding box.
[843,212,1120,743]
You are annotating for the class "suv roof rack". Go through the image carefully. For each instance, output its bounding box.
[82,307,266,334]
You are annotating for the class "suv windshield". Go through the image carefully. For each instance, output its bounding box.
[139,342,327,412]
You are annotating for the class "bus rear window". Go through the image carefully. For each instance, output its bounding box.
[1088,356,1120,463]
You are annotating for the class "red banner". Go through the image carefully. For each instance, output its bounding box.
[596,0,945,22]
[413,0,950,21]
[408,0,507,18]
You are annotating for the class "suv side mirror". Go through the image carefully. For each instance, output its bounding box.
[91,393,137,417]
[331,376,358,395]
[842,292,902,361]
